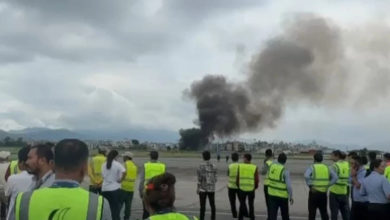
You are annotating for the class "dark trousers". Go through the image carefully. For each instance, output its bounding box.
[350,201,368,220]
[308,190,328,220]
[199,192,216,220]
[238,190,254,220]
[228,188,238,218]
[367,203,389,220]
[329,193,350,220]
[120,190,134,220]
[142,201,149,220]
[1,202,6,219]
[102,189,121,220]
[89,185,102,194]
[264,185,270,218]
[268,195,289,220]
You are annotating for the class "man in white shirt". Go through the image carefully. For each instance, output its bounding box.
[25,143,55,189]
[5,147,34,220]
[0,151,11,219]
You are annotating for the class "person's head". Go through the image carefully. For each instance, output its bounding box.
[361,156,368,166]
[26,143,54,176]
[243,153,252,163]
[278,153,287,165]
[122,151,134,161]
[368,151,377,162]
[313,151,323,163]
[340,151,346,160]
[265,149,273,158]
[383,153,390,162]
[150,151,159,161]
[54,139,89,183]
[331,150,342,162]
[144,172,176,214]
[350,155,362,170]
[106,150,119,169]
[347,151,358,160]
[98,147,107,156]
[371,159,385,175]
[202,150,210,161]
[231,152,239,162]
[17,146,31,170]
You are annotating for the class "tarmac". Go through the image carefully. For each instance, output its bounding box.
[83,157,335,220]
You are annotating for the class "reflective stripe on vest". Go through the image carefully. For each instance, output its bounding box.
[228,163,239,189]
[144,162,166,185]
[10,160,19,175]
[238,163,257,192]
[121,160,137,192]
[311,163,330,192]
[329,161,350,195]
[15,187,103,220]
[264,160,273,186]
[267,163,288,198]
[149,212,195,220]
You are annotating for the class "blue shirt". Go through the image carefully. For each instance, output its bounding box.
[352,167,368,202]
[304,163,338,187]
[360,171,390,204]
[284,169,293,199]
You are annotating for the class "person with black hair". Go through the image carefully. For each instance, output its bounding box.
[383,153,390,182]
[197,150,217,220]
[361,156,369,171]
[25,143,55,189]
[267,153,293,220]
[88,147,107,194]
[261,148,274,217]
[102,150,126,220]
[360,159,390,219]
[5,147,34,220]
[328,150,350,220]
[236,153,258,220]
[350,155,368,220]
[227,152,240,218]
[13,139,112,220]
[139,151,166,219]
[304,151,338,220]
[144,172,197,220]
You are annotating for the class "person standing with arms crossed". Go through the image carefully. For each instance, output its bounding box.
[236,153,258,220]
[267,153,293,220]
[261,149,273,218]
[88,148,106,194]
[329,150,350,220]
[120,151,137,220]
[227,152,240,218]
[304,151,338,220]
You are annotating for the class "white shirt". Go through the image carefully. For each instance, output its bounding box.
[5,171,35,220]
[102,160,125,192]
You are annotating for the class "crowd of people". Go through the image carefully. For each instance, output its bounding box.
[0,139,389,220]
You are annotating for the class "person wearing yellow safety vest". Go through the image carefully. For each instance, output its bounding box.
[236,153,258,220]
[139,151,166,220]
[267,153,293,220]
[304,151,338,220]
[0,151,10,219]
[383,153,390,183]
[329,150,350,220]
[88,148,107,194]
[5,160,20,182]
[144,172,198,220]
[261,148,273,218]
[227,152,239,218]
[120,151,138,220]
[14,139,112,220]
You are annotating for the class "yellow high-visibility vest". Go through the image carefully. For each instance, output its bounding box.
[10,160,20,175]
[144,162,165,185]
[238,163,257,192]
[89,154,106,185]
[228,163,239,189]
[121,160,137,192]
[15,187,103,220]
[329,160,350,195]
[264,159,273,186]
[267,163,288,199]
[149,212,198,220]
[384,165,390,183]
[311,163,330,192]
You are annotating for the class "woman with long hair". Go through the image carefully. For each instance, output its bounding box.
[144,172,198,220]
[102,150,126,220]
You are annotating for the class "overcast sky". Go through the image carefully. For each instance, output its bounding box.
[1,0,390,148]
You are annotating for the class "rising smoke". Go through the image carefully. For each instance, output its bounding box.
[186,13,362,141]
